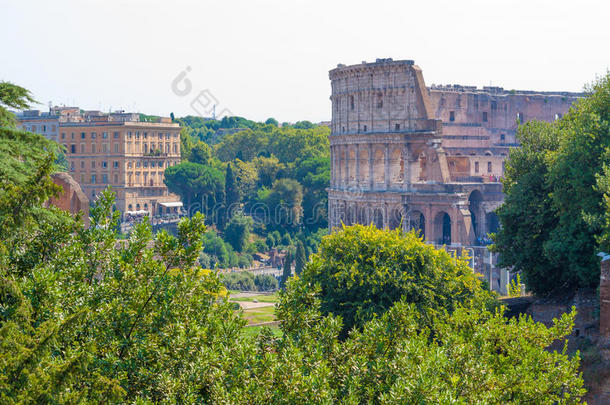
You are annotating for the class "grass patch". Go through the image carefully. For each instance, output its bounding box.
[242,305,276,324]
[241,324,282,339]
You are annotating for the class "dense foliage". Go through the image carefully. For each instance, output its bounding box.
[282,224,495,338]
[0,84,586,403]
[165,116,330,235]
[494,73,610,294]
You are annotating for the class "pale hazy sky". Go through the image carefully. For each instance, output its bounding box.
[2,0,608,122]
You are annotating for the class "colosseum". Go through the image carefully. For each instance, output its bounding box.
[328,58,581,249]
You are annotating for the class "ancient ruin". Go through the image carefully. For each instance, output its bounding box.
[328,58,581,247]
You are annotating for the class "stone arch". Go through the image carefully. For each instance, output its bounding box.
[389,206,403,230]
[408,210,426,239]
[359,148,369,184]
[348,148,356,183]
[390,148,403,183]
[374,149,385,184]
[468,190,484,238]
[434,211,452,245]
[373,207,384,229]
[346,204,356,226]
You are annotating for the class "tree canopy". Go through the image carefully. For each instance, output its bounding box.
[494,73,610,294]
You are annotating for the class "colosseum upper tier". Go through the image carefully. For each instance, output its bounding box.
[328,58,581,246]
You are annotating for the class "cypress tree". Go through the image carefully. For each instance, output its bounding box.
[225,162,240,219]
[281,251,292,289]
[294,240,306,276]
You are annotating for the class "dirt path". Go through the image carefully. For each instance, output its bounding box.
[235,301,275,309]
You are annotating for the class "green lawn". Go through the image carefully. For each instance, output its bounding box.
[242,305,276,324]
[241,324,282,339]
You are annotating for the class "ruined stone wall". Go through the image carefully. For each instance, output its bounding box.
[49,172,89,225]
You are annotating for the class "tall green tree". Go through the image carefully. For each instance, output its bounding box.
[224,212,254,253]
[494,73,610,294]
[280,251,292,289]
[225,162,240,215]
[294,240,306,276]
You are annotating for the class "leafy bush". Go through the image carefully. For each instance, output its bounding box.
[280,224,494,338]
[254,274,278,291]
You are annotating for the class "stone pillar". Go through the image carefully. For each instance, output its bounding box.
[343,145,349,188]
[383,203,389,230]
[384,144,390,190]
[601,258,610,362]
[368,144,374,190]
[402,146,409,190]
[355,144,360,188]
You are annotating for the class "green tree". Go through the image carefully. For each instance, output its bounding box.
[224,212,254,253]
[494,73,610,294]
[264,117,278,126]
[189,141,212,165]
[493,121,563,293]
[280,251,292,288]
[280,224,493,338]
[164,161,224,219]
[225,162,240,215]
[0,81,35,128]
[261,178,303,231]
[294,240,306,276]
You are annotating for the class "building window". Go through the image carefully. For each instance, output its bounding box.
[70,144,76,153]
[80,161,85,168]
[113,132,119,138]
[128,161,132,169]
[113,161,119,168]
[136,161,140,168]
[32,125,37,132]
[474,161,479,173]
[102,132,108,139]
[70,161,74,171]
[114,143,119,153]
[143,132,148,139]
[491,100,497,110]
[91,132,97,139]
[377,93,383,109]
[364,125,367,132]
[102,143,109,153]
[91,144,96,153]
[102,161,107,168]
[488,162,492,173]
[114,174,118,183]
[173,144,177,153]
[350,95,354,110]
[500,134,505,142]
[80,144,85,153]
[61,133,65,139]
[449,111,455,122]
[102,174,108,183]
[81,132,86,139]
[91,174,96,184]
[42,125,46,132]
[52,125,56,131]
[92,161,96,168]
[482,112,488,122]
[395,123,400,131]
[144,161,148,168]
[80,174,85,183]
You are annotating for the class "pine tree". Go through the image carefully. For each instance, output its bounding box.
[225,162,240,219]
[281,251,292,289]
[294,240,306,276]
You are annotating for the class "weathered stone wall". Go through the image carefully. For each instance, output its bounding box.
[49,172,89,225]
